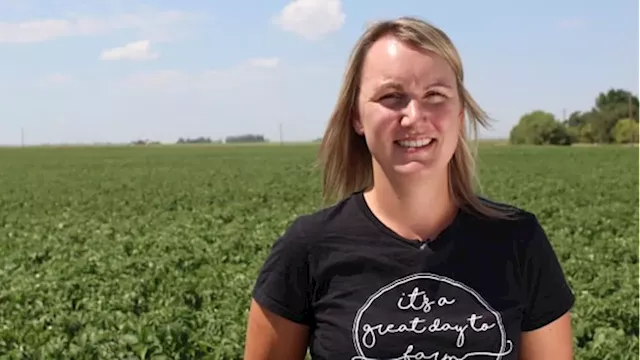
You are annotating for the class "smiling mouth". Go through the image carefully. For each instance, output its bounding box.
[394,138,435,149]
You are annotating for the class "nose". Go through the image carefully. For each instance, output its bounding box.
[399,98,424,127]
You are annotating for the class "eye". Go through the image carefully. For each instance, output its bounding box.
[379,92,403,100]
[378,92,407,109]
[425,91,447,103]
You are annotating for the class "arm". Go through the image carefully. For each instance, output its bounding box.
[244,216,314,359]
[244,299,310,360]
[519,311,573,360]
[519,215,575,359]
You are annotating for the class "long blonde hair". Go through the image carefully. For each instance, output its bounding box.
[317,16,515,219]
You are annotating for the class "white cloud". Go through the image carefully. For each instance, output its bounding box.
[272,0,345,40]
[0,9,198,43]
[100,40,158,61]
[246,57,280,68]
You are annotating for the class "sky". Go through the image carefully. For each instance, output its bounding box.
[0,0,637,145]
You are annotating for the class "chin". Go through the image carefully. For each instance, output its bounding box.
[391,161,437,177]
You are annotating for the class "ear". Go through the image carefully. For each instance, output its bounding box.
[352,115,365,136]
[458,106,465,126]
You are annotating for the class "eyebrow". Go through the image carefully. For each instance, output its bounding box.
[374,78,454,92]
[375,81,403,92]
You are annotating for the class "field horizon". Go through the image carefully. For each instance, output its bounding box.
[3,139,640,151]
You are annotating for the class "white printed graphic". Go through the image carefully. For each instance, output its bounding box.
[351,273,514,360]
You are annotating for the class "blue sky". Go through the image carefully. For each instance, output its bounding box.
[0,0,637,145]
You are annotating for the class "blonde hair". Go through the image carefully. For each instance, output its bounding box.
[317,16,515,219]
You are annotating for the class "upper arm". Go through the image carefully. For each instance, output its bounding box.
[518,215,575,359]
[244,216,314,360]
[244,299,310,360]
[519,311,573,360]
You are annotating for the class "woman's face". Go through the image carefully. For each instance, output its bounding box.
[354,35,463,179]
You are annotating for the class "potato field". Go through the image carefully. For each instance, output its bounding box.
[0,143,638,359]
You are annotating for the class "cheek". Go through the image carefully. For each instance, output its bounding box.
[429,103,462,134]
[360,105,399,138]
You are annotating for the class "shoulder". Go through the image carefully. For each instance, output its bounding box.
[466,196,549,248]
[254,193,358,267]
[260,192,361,261]
[469,197,567,273]
[251,193,362,325]
[470,196,539,228]
[276,192,362,246]
[470,200,576,331]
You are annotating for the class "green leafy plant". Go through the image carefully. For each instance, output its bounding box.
[0,144,637,359]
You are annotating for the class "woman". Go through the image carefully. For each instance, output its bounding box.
[244,16,575,360]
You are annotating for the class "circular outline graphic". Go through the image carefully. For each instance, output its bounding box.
[351,273,509,359]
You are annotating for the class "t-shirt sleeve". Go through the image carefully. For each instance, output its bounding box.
[521,215,575,331]
[251,216,313,326]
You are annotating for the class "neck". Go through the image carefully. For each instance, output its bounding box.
[364,164,458,242]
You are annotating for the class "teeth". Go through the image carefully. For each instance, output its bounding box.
[397,138,433,148]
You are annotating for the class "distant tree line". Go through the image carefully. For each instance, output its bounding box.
[177,137,222,144]
[130,134,270,145]
[175,134,268,144]
[224,134,267,143]
[131,139,160,145]
[509,88,639,145]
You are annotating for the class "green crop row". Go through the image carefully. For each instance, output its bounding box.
[0,144,637,359]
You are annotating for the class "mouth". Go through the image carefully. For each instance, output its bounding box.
[394,137,435,151]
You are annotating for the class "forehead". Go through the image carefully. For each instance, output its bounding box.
[360,35,455,88]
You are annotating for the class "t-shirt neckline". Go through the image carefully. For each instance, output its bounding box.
[353,190,464,251]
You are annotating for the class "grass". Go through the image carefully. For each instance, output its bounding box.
[0,143,637,359]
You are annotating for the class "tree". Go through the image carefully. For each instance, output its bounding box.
[177,137,222,144]
[224,134,267,143]
[611,118,639,144]
[577,122,597,143]
[560,88,639,144]
[596,88,639,121]
[509,110,572,145]
[565,110,588,128]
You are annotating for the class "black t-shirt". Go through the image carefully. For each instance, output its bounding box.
[252,191,575,360]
